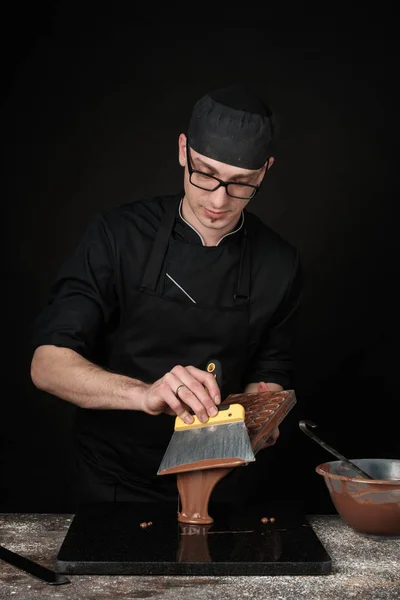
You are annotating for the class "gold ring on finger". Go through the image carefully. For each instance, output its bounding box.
[175,384,186,398]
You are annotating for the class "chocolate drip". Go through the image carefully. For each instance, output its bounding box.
[174,389,297,524]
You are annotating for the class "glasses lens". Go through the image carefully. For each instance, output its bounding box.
[190,172,220,191]
[226,184,257,199]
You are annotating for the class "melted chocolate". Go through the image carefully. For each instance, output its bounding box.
[176,467,233,524]
[161,457,246,476]
[317,462,400,536]
[173,390,297,524]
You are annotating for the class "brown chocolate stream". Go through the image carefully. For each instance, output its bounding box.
[161,390,297,525]
[177,466,234,524]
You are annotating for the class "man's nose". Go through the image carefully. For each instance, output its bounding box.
[210,185,230,207]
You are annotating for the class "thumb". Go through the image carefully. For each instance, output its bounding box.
[258,381,270,393]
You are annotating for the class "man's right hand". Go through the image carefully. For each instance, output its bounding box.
[140,365,221,424]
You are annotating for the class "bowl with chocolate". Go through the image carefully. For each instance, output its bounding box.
[316,458,400,537]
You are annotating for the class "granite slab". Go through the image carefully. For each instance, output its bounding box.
[0,513,399,599]
[55,501,332,575]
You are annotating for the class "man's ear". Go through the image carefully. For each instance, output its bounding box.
[257,156,274,184]
[178,133,187,167]
[266,156,275,170]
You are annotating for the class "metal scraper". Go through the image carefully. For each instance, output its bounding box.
[157,359,255,475]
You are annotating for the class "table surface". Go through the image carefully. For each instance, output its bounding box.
[0,513,399,600]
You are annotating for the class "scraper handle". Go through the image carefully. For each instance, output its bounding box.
[186,359,223,416]
[205,359,222,389]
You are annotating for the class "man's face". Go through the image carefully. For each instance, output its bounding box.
[179,135,269,235]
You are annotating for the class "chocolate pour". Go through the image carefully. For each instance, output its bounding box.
[176,466,235,524]
[164,390,297,525]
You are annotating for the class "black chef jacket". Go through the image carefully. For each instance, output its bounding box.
[31,192,303,502]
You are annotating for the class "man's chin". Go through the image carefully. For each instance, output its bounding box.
[199,216,226,229]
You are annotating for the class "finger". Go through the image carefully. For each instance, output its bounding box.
[258,381,271,393]
[173,385,212,423]
[164,403,194,424]
[161,371,209,424]
[175,367,220,419]
[184,365,221,404]
[163,371,189,400]
[167,365,221,422]
[165,394,194,420]
[262,427,280,448]
[163,370,210,424]
[264,438,275,448]
[160,374,195,424]
[164,402,191,417]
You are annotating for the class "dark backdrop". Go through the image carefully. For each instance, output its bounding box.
[1,4,397,514]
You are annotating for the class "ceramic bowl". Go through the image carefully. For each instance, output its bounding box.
[316,458,400,537]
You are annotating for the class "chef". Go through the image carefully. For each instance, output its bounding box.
[30,84,303,506]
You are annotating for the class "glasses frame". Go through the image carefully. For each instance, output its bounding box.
[186,144,263,200]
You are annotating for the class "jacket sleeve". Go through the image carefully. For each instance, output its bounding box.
[243,249,304,389]
[30,213,117,361]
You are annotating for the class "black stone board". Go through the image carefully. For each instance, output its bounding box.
[55,501,332,575]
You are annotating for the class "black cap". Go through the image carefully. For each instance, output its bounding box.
[187,85,278,170]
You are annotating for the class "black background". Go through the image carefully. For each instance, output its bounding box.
[1,3,397,514]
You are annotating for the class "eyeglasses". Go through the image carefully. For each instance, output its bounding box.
[186,144,263,200]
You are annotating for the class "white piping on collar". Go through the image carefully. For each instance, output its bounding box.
[216,211,245,246]
[178,199,244,247]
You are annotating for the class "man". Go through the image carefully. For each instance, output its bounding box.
[30,85,303,506]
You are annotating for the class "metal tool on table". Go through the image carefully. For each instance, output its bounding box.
[299,419,374,479]
[0,544,70,585]
[157,359,255,475]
